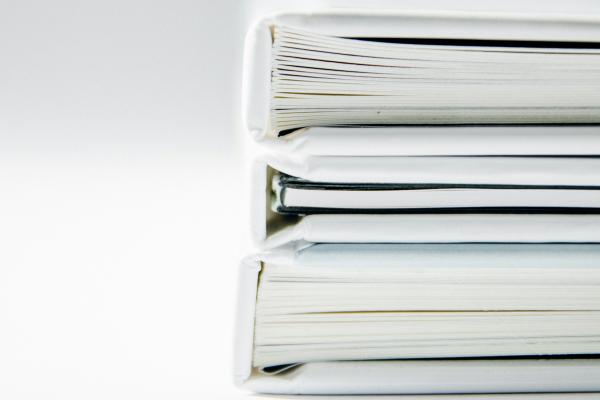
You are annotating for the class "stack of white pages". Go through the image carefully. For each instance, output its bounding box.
[271,26,600,133]
[255,244,600,369]
[236,10,600,395]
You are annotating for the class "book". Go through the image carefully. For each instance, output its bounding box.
[271,26,600,134]
[274,174,600,213]
[252,158,600,245]
[253,243,600,371]
[270,156,600,214]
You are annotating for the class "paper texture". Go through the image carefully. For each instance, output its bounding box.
[244,11,600,144]
[238,245,600,394]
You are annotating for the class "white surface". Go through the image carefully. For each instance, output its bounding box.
[243,359,600,395]
[0,0,250,399]
[261,126,600,157]
[264,214,600,246]
[269,156,600,185]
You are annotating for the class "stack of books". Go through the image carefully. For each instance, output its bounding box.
[235,11,600,395]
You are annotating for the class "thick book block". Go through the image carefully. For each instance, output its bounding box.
[234,243,600,394]
[243,11,600,155]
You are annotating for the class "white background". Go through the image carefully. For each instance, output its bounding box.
[1,0,248,398]
[2,0,600,399]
